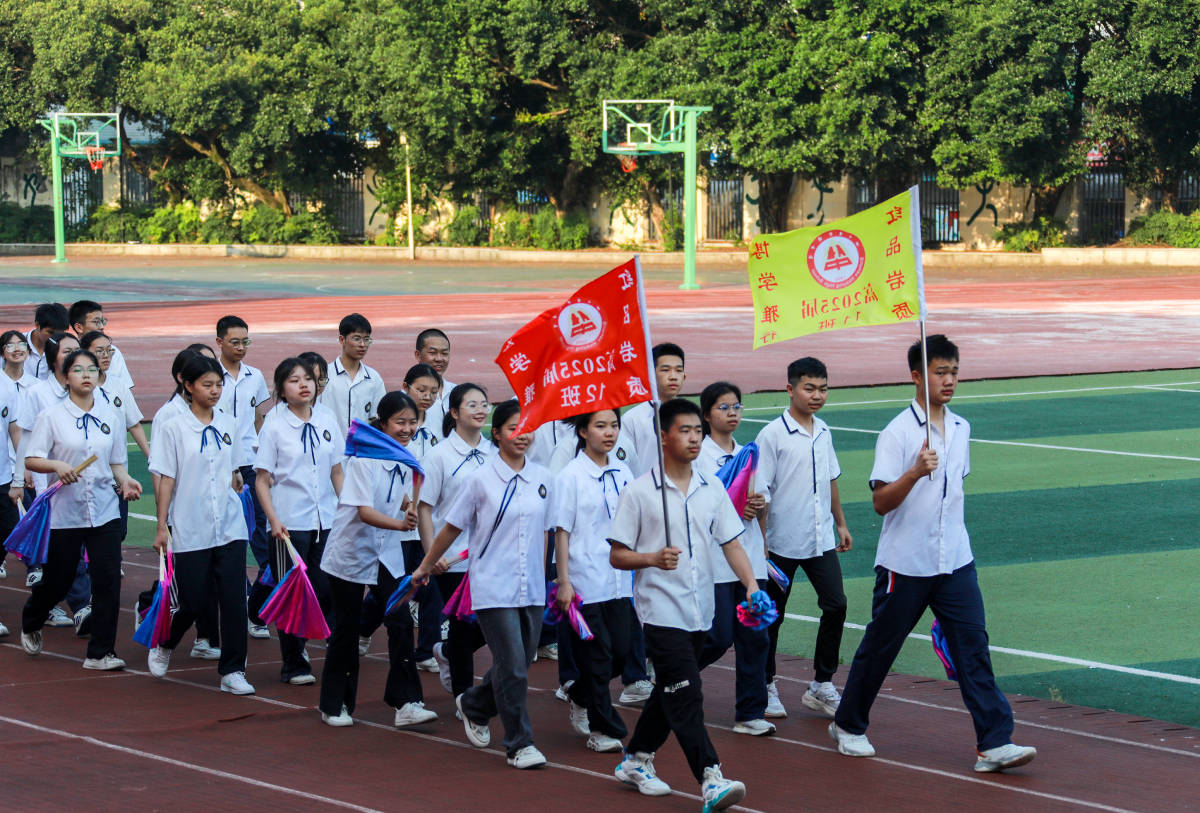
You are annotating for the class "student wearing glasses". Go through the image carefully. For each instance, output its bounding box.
[319,314,386,430]
[1,330,38,396]
[24,303,68,381]
[68,300,133,392]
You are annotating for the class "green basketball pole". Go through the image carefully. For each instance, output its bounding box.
[677,106,708,291]
[48,133,67,263]
[38,112,120,265]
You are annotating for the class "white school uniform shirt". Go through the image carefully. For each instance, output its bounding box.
[255,404,345,531]
[423,379,455,444]
[321,455,415,584]
[216,361,270,468]
[148,394,189,473]
[409,423,440,461]
[444,455,551,611]
[547,422,640,477]
[529,419,568,468]
[96,381,143,430]
[319,357,386,430]
[620,401,658,476]
[870,401,972,577]
[150,410,247,552]
[608,465,745,632]
[1,379,18,484]
[27,398,126,529]
[19,378,70,492]
[419,430,494,573]
[23,331,50,381]
[105,345,134,391]
[550,452,633,604]
[755,411,841,560]
[5,369,38,399]
[696,436,767,582]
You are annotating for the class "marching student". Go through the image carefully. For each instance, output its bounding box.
[0,378,21,591]
[413,398,553,770]
[20,348,142,670]
[24,303,68,381]
[299,351,329,401]
[414,328,453,434]
[830,335,1038,773]
[1,329,38,395]
[416,383,494,696]
[608,398,757,810]
[319,313,386,430]
[403,362,443,460]
[1,330,34,581]
[319,391,438,729]
[147,354,255,695]
[79,331,149,468]
[621,343,686,477]
[68,300,133,391]
[256,357,345,685]
[695,382,773,736]
[756,357,851,720]
[551,408,635,753]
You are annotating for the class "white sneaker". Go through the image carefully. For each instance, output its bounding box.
[615,751,671,796]
[765,680,787,718]
[433,642,452,694]
[555,680,574,702]
[46,607,74,627]
[802,680,841,717]
[247,621,270,639]
[829,722,876,757]
[148,646,172,678]
[507,744,547,769]
[26,568,43,587]
[21,630,41,655]
[587,732,623,753]
[619,679,653,704]
[732,718,776,736]
[221,671,256,695]
[83,653,126,671]
[568,700,591,736]
[358,635,372,656]
[456,694,490,747]
[322,705,354,727]
[975,743,1037,773]
[416,657,439,673]
[288,673,316,686]
[73,605,92,637]
[0,619,8,636]
[190,639,221,660]
[0,561,6,578]
[700,765,746,812]
[394,701,438,727]
[536,643,558,661]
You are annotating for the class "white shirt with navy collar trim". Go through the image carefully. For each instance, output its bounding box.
[319,356,386,431]
[217,361,270,468]
[419,429,495,573]
[870,400,972,577]
[409,424,440,462]
[550,451,634,604]
[620,401,659,476]
[608,464,745,632]
[254,404,345,531]
[696,435,768,582]
[755,410,841,560]
[27,397,126,529]
[444,454,551,611]
[322,455,415,584]
[23,331,50,381]
[150,409,246,552]
[96,381,143,430]
[149,394,189,473]
[547,421,640,477]
[422,379,456,446]
[0,378,19,484]
[19,378,70,493]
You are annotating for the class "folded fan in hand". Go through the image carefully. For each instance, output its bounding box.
[4,455,98,567]
[133,549,175,649]
[259,534,331,640]
[714,442,759,515]
[441,573,476,622]
[930,618,958,680]
[544,582,594,641]
[386,551,467,615]
[736,591,778,630]
[766,559,790,590]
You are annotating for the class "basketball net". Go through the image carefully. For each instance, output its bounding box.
[616,142,637,173]
[84,146,104,172]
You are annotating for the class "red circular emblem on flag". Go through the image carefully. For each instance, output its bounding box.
[807,230,865,290]
[557,301,605,349]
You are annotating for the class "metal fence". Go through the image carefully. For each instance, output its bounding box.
[1176,174,1199,215]
[61,165,103,232]
[849,176,879,214]
[287,170,365,237]
[647,184,683,242]
[120,160,160,209]
[706,178,744,241]
[918,171,961,243]
[515,189,550,214]
[1079,160,1125,243]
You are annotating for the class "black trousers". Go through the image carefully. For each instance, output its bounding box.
[0,485,18,567]
[163,541,248,675]
[22,519,122,659]
[271,528,332,681]
[321,566,424,716]
[765,548,847,683]
[358,539,443,661]
[566,597,633,738]
[626,625,720,783]
[434,571,488,697]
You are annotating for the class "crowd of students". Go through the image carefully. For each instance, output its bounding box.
[0,300,1038,812]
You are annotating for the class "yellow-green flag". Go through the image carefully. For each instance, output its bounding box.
[748,186,927,348]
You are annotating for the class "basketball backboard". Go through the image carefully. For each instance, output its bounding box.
[602,100,681,154]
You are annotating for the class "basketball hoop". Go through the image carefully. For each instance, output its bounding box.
[616,142,637,173]
[84,146,105,171]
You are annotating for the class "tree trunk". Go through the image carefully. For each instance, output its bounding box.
[555,162,582,214]
[756,171,795,233]
[1032,185,1065,221]
[644,182,666,244]
[178,134,290,212]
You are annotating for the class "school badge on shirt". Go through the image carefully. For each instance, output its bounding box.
[1,406,6,418]
[250,397,257,407]
[538,484,547,499]
[323,429,332,441]
[222,433,232,444]
[100,423,111,434]
[616,448,626,460]
[113,396,122,408]
[365,402,372,414]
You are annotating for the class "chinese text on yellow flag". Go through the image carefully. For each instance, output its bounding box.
[748,186,927,348]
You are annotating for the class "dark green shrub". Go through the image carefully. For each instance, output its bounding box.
[445,204,487,245]
[559,210,590,249]
[995,216,1068,252]
[198,208,241,244]
[0,202,55,243]
[238,204,287,244]
[493,209,533,247]
[86,204,151,242]
[661,209,684,251]
[531,205,561,249]
[1124,210,1200,247]
[279,210,343,245]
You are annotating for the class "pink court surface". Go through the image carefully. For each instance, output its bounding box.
[0,254,1198,811]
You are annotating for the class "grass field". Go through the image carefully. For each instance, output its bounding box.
[111,368,1200,727]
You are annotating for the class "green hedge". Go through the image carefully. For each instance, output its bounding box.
[83,203,343,245]
[1123,210,1200,247]
[994,216,1068,252]
[484,205,590,249]
[0,202,54,243]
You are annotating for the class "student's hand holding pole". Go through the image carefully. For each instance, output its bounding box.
[652,545,681,571]
[742,492,765,521]
[268,516,288,541]
[911,439,938,478]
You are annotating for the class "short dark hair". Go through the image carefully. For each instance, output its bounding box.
[375,391,419,427]
[699,381,741,436]
[35,303,68,331]
[171,349,201,394]
[339,313,372,336]
[570,408,622,453]
[216,315,248,337]
[185,342,217,360]
[659,397,701,432]
[404,362,442,389]
[416,328,449,352]
[653,342,685,366]
[45,332,77,374]
[908,334,959,372]
[443,382,487,438]
[180,354,223,392]
[787,357,828,384]
[298,351,328,381]
[68,300,103,329]
[60,349,99,378]
[273,357,314,405]
[489,398,522,443]
[79,330,110,350]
